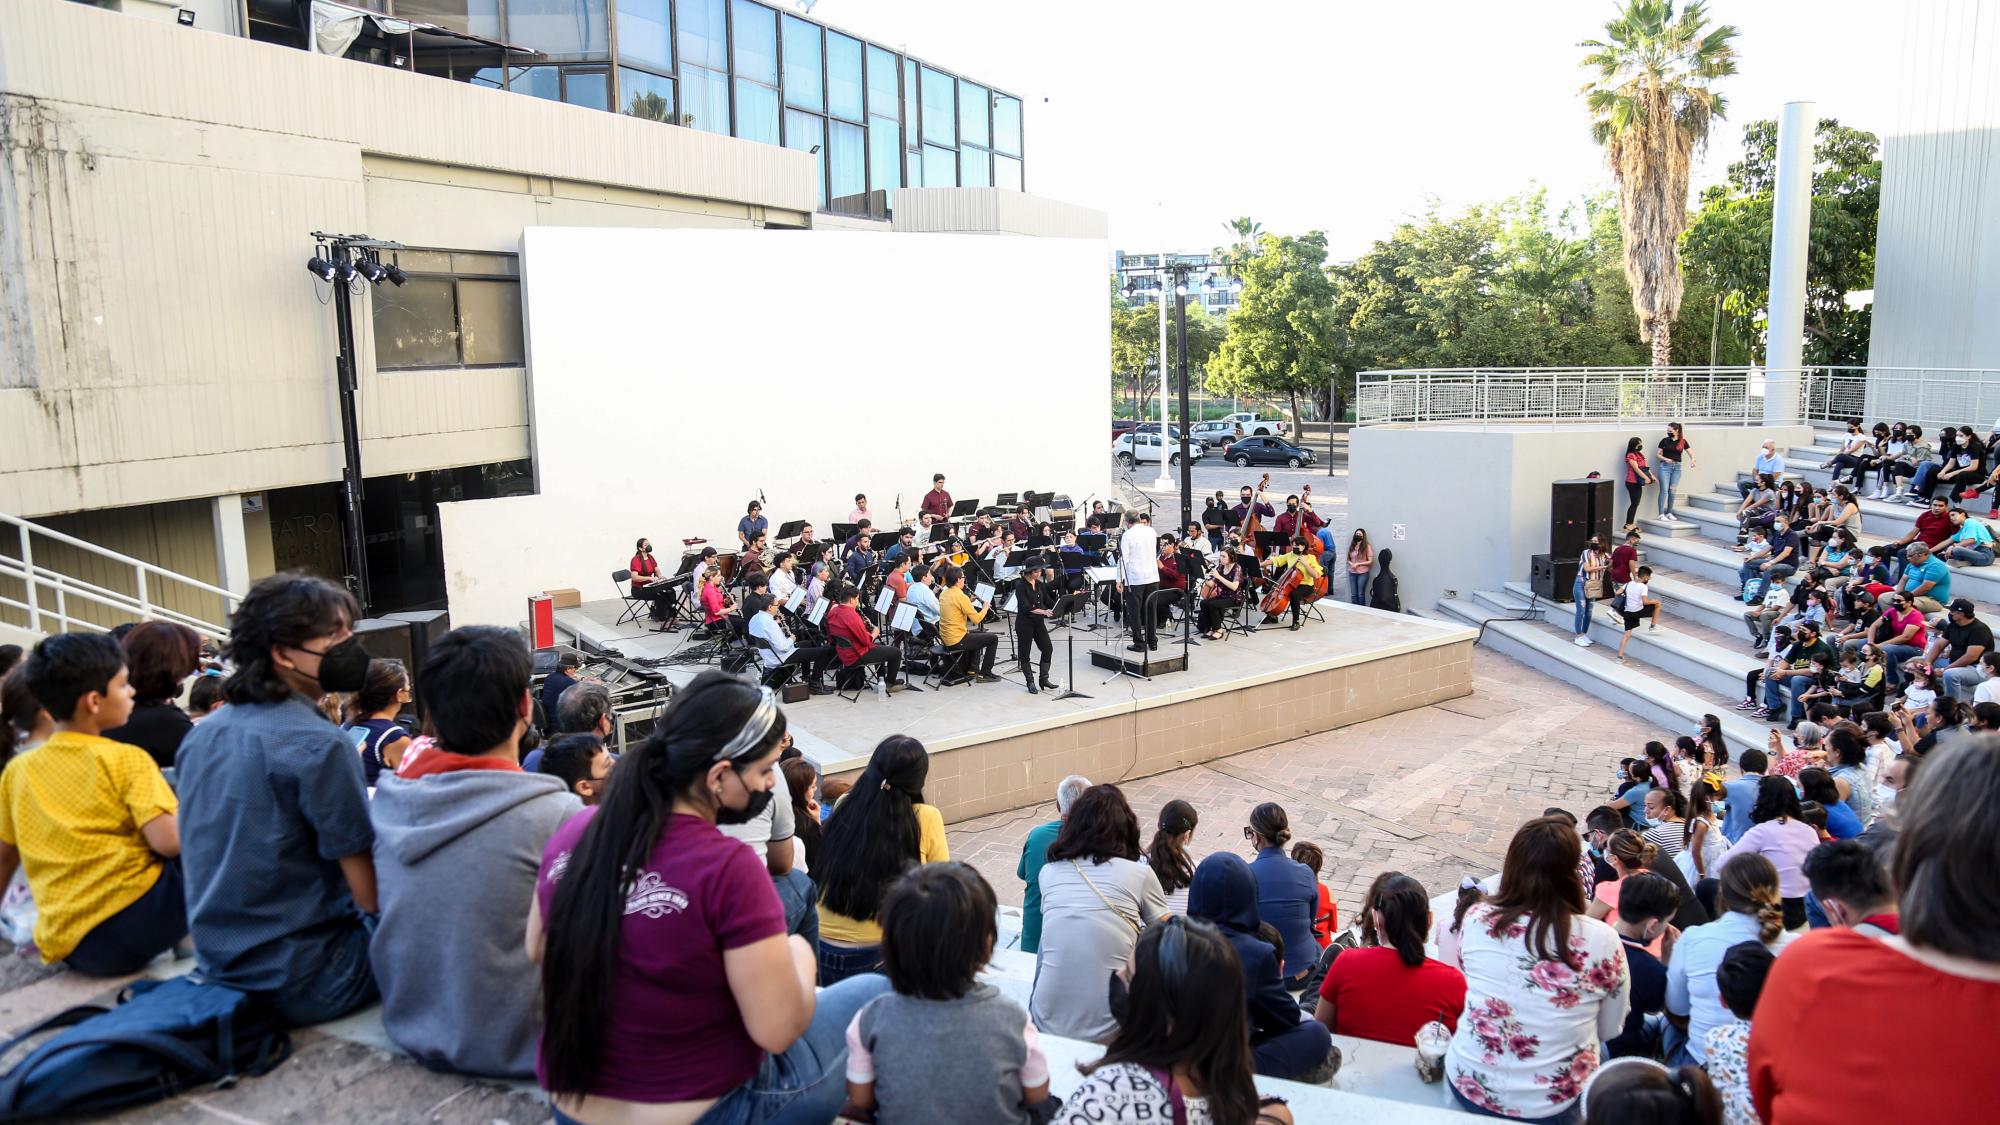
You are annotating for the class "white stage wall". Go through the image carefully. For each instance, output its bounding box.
[438,227,1110,629]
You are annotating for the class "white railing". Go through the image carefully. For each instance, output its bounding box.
[1355,365,2000,433]
[0,511,236,641]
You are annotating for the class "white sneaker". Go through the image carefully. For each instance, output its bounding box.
[1575,634,1594,648]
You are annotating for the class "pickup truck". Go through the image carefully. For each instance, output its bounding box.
[1220,412,1286,437]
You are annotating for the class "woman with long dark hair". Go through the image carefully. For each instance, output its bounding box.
[1713,776,1819,930]
[1622,437,1655,533]
[340,658,411,786]
[1056,917,1293,1125]
[1655,422,1695,521]
[530,673,888,1124]
[815,735,948,984]
[102,620,203,770]
[1444,816,1629,1121]
[1345,529,1375,605]
[1314,872,1466,1046]
[1696,715,1729,773]
[1032,784,1166,1039]
[779,757,822,871]
[1643,740,1681,794]
[1143,799,1198,915]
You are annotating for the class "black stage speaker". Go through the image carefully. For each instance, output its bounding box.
[1551,478,1615,559]
[384,609,450,718]
[351,617,415,703]
[1531,554,1581,602]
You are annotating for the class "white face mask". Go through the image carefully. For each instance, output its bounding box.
[1875,783,1897,810]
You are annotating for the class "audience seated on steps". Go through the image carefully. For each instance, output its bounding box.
[717,734,817,947]
[532,672,889,1125]
[1031,784,1166,1041]
[1016,774,1091,956]
[176,573,381,1028]
[1599,871,1681,1062]
[0,633,184,977]
[816,736,950,984]
[1585,806,1710,933]
[1311,872,1466,1047]
[1243,803,1319,986]
[1185,853,1337,1083]
[368,625,582,1079]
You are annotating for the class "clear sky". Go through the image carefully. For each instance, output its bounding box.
[805,0,1901,258]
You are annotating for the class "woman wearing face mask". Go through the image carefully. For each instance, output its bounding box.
[813,735,948,985]
[627,537,676,632]
[1574,537,1610,647]
[531,673,888,1125]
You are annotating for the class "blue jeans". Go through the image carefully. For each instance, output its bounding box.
[552,973,891,1125]
[1572,576,1591,635]
[1348,571,1369,605]
[816,941,884,986]
[1764,671,1814,720]
[1656,460,1683,515]
[774,868,819,950]
[1253,1018,1334,1080]
[1943,663,1982,702]
[261,913,379,1028]
[1451,1084,1582,1123]
[1948,543,1995,566]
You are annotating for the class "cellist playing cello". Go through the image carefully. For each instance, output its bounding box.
[1259,535,1328,631]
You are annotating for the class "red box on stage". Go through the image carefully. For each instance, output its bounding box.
[528,594,556,650]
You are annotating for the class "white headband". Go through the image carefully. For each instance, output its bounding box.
[714,687,780,762]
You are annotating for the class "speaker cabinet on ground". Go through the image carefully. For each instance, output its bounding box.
[1531,554,1582,602]
[1551,478,1615,558]
[383,609,449,719]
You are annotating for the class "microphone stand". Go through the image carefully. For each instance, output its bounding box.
[1049,593,1091,700]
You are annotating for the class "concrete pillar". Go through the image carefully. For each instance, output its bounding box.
[1762,101,1816,424]
[212,494,252,596]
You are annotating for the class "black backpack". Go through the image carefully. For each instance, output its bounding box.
[0,976,292,1119]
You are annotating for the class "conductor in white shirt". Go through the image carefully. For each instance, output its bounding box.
[1118,511,1161,652]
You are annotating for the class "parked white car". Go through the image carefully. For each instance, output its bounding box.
[1112,431,1204,468]
[1220,411,1287,436]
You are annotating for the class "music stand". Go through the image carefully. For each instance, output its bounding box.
[775,520,805,540]
[871,531,904,552]
[1254,531,1290,558]
[1048,592,1092,700]
[1077,532,1108,553]
[929,523,954,544]
[996,492,1019,507]
[1176,547,1207,649]
[795,542,829,566]
[951,499,979,519]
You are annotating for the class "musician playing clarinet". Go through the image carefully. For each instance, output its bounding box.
[920,473,954,521]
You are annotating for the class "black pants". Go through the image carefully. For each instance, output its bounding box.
[766,645,834,686]
[946,631,999,676]
[1198,595,1239,633]
[838,646,902,687]
[1624,481,1644,526]
[637,584,678,621]
[1153,589,1184,629]
[65,858,186,976]
[1125,582,1159,647]
[1016,619,1052,682]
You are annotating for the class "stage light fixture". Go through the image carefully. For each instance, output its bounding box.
[383,262,408,286]
[335,258,357,284]
[355,256,388,285]
[306,254,337,282]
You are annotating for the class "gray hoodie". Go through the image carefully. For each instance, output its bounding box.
[368,767,581,1078]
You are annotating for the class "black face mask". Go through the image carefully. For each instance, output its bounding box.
[309,636,373,694]
[713,772,775,825]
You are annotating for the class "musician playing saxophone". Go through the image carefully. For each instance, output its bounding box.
[1259,536,1326,631]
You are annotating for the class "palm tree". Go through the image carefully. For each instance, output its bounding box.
[1581,1,1738,368]
[1215,216,1264,274]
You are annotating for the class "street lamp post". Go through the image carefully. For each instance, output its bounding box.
[1117,258,1237,535]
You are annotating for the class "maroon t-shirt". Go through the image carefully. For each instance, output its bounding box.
[534,809,786,1102]
[1610,544,1639,584]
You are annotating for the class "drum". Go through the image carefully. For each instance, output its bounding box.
[714,551,740,580]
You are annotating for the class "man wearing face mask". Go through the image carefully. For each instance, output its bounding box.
[174,572,382,1028]
[368,626,582,1078]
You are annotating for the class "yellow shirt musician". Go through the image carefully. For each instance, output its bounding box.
[1260,537,1326,631]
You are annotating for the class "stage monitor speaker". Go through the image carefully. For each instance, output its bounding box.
[383,609,450,719]
[350,619,415,704]
[1551,478,1615,559]
[1531,554,1581,602]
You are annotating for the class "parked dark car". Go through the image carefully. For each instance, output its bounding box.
[1224,436,1316,468]
[1110,418,1140,440]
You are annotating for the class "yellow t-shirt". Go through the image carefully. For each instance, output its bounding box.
[1268,551,1325,583]
[818,802,950,944]
[938,586,987,648]
[0,731,177,962]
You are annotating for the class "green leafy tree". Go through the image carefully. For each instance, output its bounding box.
[1111,298,1221,416]
[1214,216,1264,274]
[1209,232,1338,433]
[1681,118,1879,364]
[1581,0,1739,367]
[625,90,672,123]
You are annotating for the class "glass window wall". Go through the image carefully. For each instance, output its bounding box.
[958,80,988,148]
[826,32,862,121]
[828,119,864,201]
[564,67,609,109]
[920,65,955,146]
[393,0,502,39]
[680,64,728,132]
[615,0,671,71]
[784,110,825,206]
[677,0,728,71]
[504,0,607,57]
[734,77,779,144]
[780,15,822,112]
[865,44,897,116]
[868,115,900,192]
[620,68,675,122]
[923,143,956,187]
[993,94,1022,155]
[959,144,989,187]
[994,154,1022,191]
[731,0,776,84]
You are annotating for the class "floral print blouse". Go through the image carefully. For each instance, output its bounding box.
[1444,903,1631,1118]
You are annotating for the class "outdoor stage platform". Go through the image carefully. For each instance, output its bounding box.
[553,599,1477,823]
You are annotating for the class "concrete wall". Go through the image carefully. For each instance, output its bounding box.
[437,227,1111,629]
[1348,423,1813,612]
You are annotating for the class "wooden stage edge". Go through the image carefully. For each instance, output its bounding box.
[555,600,1476,824]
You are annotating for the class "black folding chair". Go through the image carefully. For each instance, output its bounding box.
[612,569,646,626]
[829,634,880,702]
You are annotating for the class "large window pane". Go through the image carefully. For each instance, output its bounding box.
[903,57,920,148]
[960,144,990,187]
[958,80,988,147]
[511,64,561,102]
[393,0,500,39]
[780,15,823,112]
[923,143,956,187]
[866,44,897,116]
[620,68,674,122]
[920,67,955,146]
[677,0,728,71]
[681,64,729,133]
[993,94,1022,155]
[826,32,862,121]
[868,115,900,192]
[459,280,525,366]
[994,154,1022,191]
[784,110,825,207]
[731,0,776,84]
[504,0,607,57]
[733,79,779,144]
[829,119,864,201]
[564,68,609,110]
[906,147,923,187]
[373,279,459,369]
[615,0,670,71]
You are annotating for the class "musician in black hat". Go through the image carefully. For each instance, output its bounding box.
[1014,558,1060,694]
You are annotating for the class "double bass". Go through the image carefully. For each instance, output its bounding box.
[1239,473,1272,562]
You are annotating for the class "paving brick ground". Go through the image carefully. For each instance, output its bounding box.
[0,646,1663,1123]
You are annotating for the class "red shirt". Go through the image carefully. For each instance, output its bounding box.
[1274,509,1325,538]
[700,582,727,624]
[919,488,954,519]
[1625,451,1648,483]
[1914,509,1955,547]
[630,553,659,595]
[1610,544,1639,584]
[1311,883,1338,948]
[886,570,910,600]
[825,603,873,665]
[1750,929,1998,1123]
[1318,944,1467,1046]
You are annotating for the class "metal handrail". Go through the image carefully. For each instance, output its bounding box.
[3,510,235,638]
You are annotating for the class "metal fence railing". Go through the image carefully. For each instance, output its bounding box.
[1354,366,2000,434]
[0,511,236,640]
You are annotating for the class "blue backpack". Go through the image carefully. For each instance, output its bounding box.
[0,976,291,1119]
[1742,576,1767,604]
